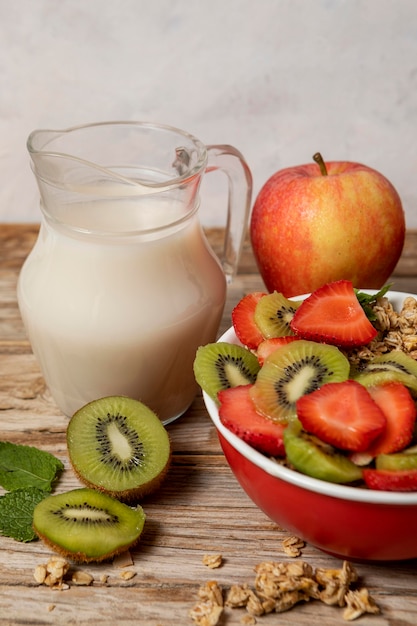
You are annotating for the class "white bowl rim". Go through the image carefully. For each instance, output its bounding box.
[205,289,417,505]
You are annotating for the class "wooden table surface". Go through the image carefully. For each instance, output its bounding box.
[1,224,417,626]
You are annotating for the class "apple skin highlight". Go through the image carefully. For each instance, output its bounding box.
[250,160,405,297]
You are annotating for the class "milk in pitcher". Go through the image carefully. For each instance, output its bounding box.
[17,197,226,421]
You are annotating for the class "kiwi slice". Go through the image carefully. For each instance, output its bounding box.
[250,340,350,423]
[351,351,417,393]
[376,451,417,471]
[193,342,260,403]
[254,292,302,338]
[32,488,146,562]
[284,421,363,484]
[67,396,171,502]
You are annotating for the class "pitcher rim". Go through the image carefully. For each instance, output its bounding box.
[27,120,209,190]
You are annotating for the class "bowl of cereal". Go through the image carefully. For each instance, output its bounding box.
[201,288,417,561]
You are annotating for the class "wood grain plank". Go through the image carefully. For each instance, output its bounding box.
[1,224,417,625]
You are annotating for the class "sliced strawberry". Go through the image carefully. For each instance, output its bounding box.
[232,291,267,349]
[256,336,299,365]
[290,280,377,347]
[363,383,416,456]
[295,380,386,452]
[218,384,285,457]
[363,468,417,492]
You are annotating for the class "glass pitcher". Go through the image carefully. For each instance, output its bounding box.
[17,121,252,423]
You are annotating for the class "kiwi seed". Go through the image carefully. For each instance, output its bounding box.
[32,488,146,562]
[67,396,171,502]
[193,342,261,403]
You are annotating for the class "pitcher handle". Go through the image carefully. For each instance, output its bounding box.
[206,145,253,283]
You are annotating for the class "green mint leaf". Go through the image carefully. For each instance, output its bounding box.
[0,441,64,492]
[0,487,46,542]
[355,284,392,321]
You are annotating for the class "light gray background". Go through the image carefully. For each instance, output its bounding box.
[1,0,416,227]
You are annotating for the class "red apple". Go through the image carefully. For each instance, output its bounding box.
[250,154,405,297]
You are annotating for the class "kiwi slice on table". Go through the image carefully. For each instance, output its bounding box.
[351,351,417,393]
[254,292,302,338]
[193,342,261,403]
[32,488,146,562]
[250,340,350,423]
[283,421,363,484]
[67,396,171,502]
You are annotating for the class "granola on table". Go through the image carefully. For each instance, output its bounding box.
[202,553,223,569]
[282,535,306,558]
[189,558,380,624]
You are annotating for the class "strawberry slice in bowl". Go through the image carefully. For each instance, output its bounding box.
[295,379,387,452]
[363,468,417,492]
[364,382,416,457]
[290,279,378,347]
[218,384,286,457]
[231,291,267,350]
[256,336,300,366]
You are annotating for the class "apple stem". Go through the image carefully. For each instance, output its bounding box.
[313,153,328,176]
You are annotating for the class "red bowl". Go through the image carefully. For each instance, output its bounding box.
[203,291,417,561]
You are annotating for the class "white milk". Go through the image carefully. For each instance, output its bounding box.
[17,200,226,421]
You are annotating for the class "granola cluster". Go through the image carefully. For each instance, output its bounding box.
[33,557,71,591]
[202,553,223,569]
[189,580,224,626]
[33,557,96,591]
[189,559,379,625]
[347,295,417,366]
[282,535,305,557]
[33,555,136,591]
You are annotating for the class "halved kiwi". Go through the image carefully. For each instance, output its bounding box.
[67,396,171,502]
[351,351,417,393]
[254,292,302,338]
[193,342,260,403]
[32,488,146,562]
[250,339,350,423]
